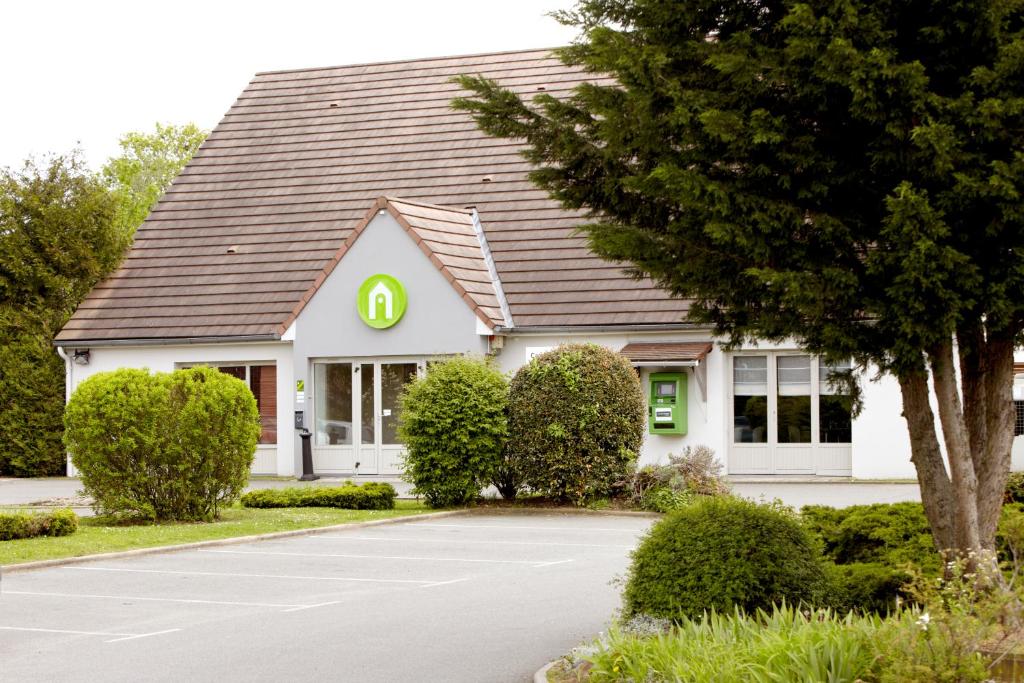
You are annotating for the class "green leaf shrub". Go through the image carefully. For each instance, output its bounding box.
[0,508,78,541]
[0,153,127,476]
[240,482,396,510]
[801,502,938,571]
[623,497,830,621]
[507,344,644,505]
[824,562,907,616]
[623,445,730,511]
[63,367,260,521]
[398,356,509,507]
[584,605,882,683]
[1005,472,1024,504]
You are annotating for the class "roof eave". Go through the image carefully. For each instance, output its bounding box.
[53,333,282,348]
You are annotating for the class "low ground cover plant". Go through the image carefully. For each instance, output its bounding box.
[64,367,260,521]
[0,508,78,541]
[398,356,510,507]
[622,445,730,512]
[240,482,396,510]
[623,496,830,621]
[583,605,882,683]
[508,344,644,505]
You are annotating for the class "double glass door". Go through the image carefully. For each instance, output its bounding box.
[313,360,421,475]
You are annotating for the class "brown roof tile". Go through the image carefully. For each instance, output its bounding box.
[56,48,688,343]
[620,342,714,364]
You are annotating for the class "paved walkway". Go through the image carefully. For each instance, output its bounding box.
[1,476,920,512]
[0,512,651,683]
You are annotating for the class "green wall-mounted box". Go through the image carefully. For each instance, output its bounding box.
[649,372,687,435]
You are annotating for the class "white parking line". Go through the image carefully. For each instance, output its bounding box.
[0,625,181,644]
[198,548,571,567]
[306,535,634,550]
[61,566,439,585]
[410,522,645,533]
[104,628,182,643]
[2,590,306,610]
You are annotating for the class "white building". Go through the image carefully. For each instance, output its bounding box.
[55,50,1024,480]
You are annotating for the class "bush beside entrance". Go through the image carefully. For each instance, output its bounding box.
[398,357,509,507]
[508,344,645,505]
[63,367,260,521]
[241,482,396,510]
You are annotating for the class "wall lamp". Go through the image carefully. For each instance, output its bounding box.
[72,349,90,366]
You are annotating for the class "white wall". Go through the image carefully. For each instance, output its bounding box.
[64,342,295,476]
[851,370,916,479]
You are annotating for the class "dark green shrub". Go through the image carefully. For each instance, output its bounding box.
[240,482,396,510]
[1005,472,1024,504]
[508,344,645,505]
[64,367,260,521]
[0,508,78,540]
[397,356,509,507]
[824,562,907,615]
[801,502,938,573]
[623,497,830,621]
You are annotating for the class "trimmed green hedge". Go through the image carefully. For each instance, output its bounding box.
[0,508,78,541]
[240,482,396,510]
[623,497,830,621]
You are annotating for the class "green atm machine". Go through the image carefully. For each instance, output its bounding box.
[649,372,687,435]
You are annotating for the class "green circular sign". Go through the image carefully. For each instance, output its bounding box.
[357,274,407,329]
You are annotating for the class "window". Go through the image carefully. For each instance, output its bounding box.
[314,363,353,446]
[732,354,852,446]
[819,359,853,444]
[777,356,812,443]
[1016,401,1024,438]
[733,356,768,443]
[181,364,277,445]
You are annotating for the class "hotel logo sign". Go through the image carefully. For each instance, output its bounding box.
[357,274,407,329]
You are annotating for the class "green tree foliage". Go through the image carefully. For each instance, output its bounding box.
[0,154,127,475]
[398,357,510,507]
[623,497,831,620]
[102,122,206,236]
[508,343,645,504]
[453,0,1024,555]
[64,367,260,521]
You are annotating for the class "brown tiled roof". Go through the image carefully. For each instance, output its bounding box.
[57,48,689,343]
[281,196,506,331]
[620,342,713,364]
[1015,362,1024,375]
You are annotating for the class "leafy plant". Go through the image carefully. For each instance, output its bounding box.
[0,508,78,541]
[240,482,396,510]
[64,367,260,521]
[397,356,509,507]
[585,605,882,683]
[623,445,730,511]
[623,497,831,621]
[507,344,644,505]
[801,502,939,572]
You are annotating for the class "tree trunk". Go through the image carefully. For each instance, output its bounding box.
[898,370,956,552]
[977,334,1017,546]
[929,339,983,554]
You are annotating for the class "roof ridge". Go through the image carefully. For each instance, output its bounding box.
[254,47,561,77]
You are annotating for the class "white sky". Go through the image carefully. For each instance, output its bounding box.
[2,0,577,171]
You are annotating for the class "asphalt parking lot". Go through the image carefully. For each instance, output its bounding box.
[0,512,654,683]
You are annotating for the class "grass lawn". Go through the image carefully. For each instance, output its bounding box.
[0,500,433,566]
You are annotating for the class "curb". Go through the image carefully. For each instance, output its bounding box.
[1,508,470,574]
[534,660,558,683]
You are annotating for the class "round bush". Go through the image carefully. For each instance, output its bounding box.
[508,343,644,504]
[623,497,830,620]
[398,356,509,507]
[64,367,260,521]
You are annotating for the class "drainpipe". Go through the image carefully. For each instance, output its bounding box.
[55,346,72,476]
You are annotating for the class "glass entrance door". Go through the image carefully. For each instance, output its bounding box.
[377,362,418,475]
